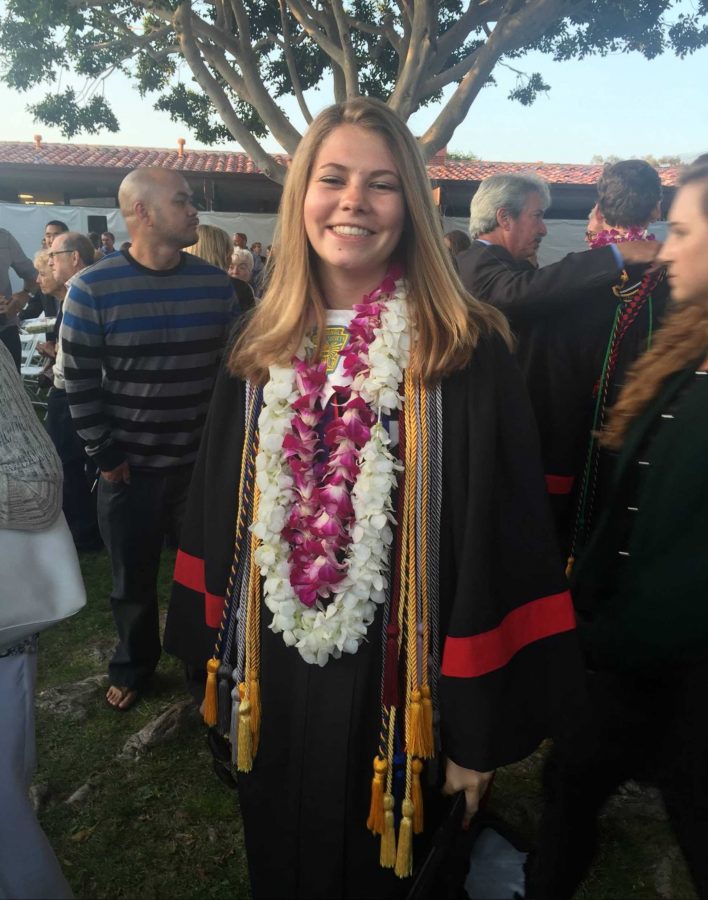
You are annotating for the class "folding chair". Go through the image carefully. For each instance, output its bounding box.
[20,329,49,414]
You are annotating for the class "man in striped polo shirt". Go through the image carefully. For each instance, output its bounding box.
[62,168,236,711]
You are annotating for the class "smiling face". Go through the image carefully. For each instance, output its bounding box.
[658,181,708,305]
[303,124,406,301]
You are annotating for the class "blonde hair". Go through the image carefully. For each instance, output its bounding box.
[33,249,64,296]
[231,247,254,273]
[185,224,233,271]
[231,97,509,383]
[602,162,708,450]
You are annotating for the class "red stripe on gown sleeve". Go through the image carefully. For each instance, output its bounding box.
[173,549,205,592]
[441,591,576,678]
[545,474,575,495]
[173,549,225,628]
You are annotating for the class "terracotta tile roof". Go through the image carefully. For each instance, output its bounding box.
[0,141,682,186]
[427,159,682,187]
[0,141,289,175]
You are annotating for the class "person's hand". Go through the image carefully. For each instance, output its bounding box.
[0,292,29,316]
[10,291,29,313]
[101,461,131,484]
[37,341,56,359]
[442,757,494,828]
[617,240,662,266]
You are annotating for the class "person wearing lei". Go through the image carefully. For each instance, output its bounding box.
[528,159,671,565]
[165,97,583,900]
[526,159,708,900]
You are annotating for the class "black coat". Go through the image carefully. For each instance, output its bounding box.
[457,239,668,551]
[456,241,620,328]
[573,364,708,671]
[164,331,584,898]
[529,271,670,551]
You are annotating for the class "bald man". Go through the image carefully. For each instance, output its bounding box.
[62,168,237,710]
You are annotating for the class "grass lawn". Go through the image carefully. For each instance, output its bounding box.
[34,548,696,899]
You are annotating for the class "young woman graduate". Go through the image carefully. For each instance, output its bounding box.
[526,161,708,898]
[165,98,583,899]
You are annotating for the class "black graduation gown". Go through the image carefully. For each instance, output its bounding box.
[522,273,671,553]
[164,331,584,899]
[456,238,667,552]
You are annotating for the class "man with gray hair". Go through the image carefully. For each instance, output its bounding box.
[458,171,662,551]
[46,231,103,553]
[458,172,658,326]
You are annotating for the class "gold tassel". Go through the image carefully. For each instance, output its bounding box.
[394,799,414,878]
[367,757,388,834]
[237,692,253,772]
[407,688,426,758]
[203,658,220,726]
[421,684,434,758]
[565,555,575,579]
[249,671,261,755]
[380,792,397,868]
[411,759,424,834]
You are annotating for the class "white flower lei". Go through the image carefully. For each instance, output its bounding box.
[252,279,411,665]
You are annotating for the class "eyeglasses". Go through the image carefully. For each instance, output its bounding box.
[47,250,74,259]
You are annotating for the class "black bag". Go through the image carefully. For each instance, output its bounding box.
[406,794,528,900]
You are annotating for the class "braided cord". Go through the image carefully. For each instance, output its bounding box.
[569,304,621,559]
[427,384,442,717]
[403,370,418,749]
[413,377,425,687]
[419,380,430,688]
[569,269,661,561]
[211,382,262,662]
[243,483,262,699]
[385,706,397,793]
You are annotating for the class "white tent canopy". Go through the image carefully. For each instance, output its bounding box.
[0,202,278,289]
[2,201,666,291]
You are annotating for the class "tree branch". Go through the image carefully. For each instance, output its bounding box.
[196,35,302,153]
[419,42,484,96]
[173,1,289,182]
[435,0,506,59]
[419,0,592,159]
[329,0,360,97]
[388,0,436,119]
[285,0,345,64]
[332,63,347,104]
[277,0,313,123]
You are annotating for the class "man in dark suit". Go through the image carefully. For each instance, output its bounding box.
[456,173,659,331]
[540,162,670,558]
[457,172,663,553]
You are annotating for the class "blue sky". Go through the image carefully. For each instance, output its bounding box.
[1,14,707,164]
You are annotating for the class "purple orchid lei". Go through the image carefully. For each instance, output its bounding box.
[590,226,655,249]
[281,266,403,609]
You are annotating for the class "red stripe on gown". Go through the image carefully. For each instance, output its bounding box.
[173,549,225,628]
[545,474,575,495]
[441,591,576,678]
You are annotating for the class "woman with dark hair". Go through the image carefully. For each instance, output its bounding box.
[443,228,472,258]
[166,97,582,899]
[527,161,708,899]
